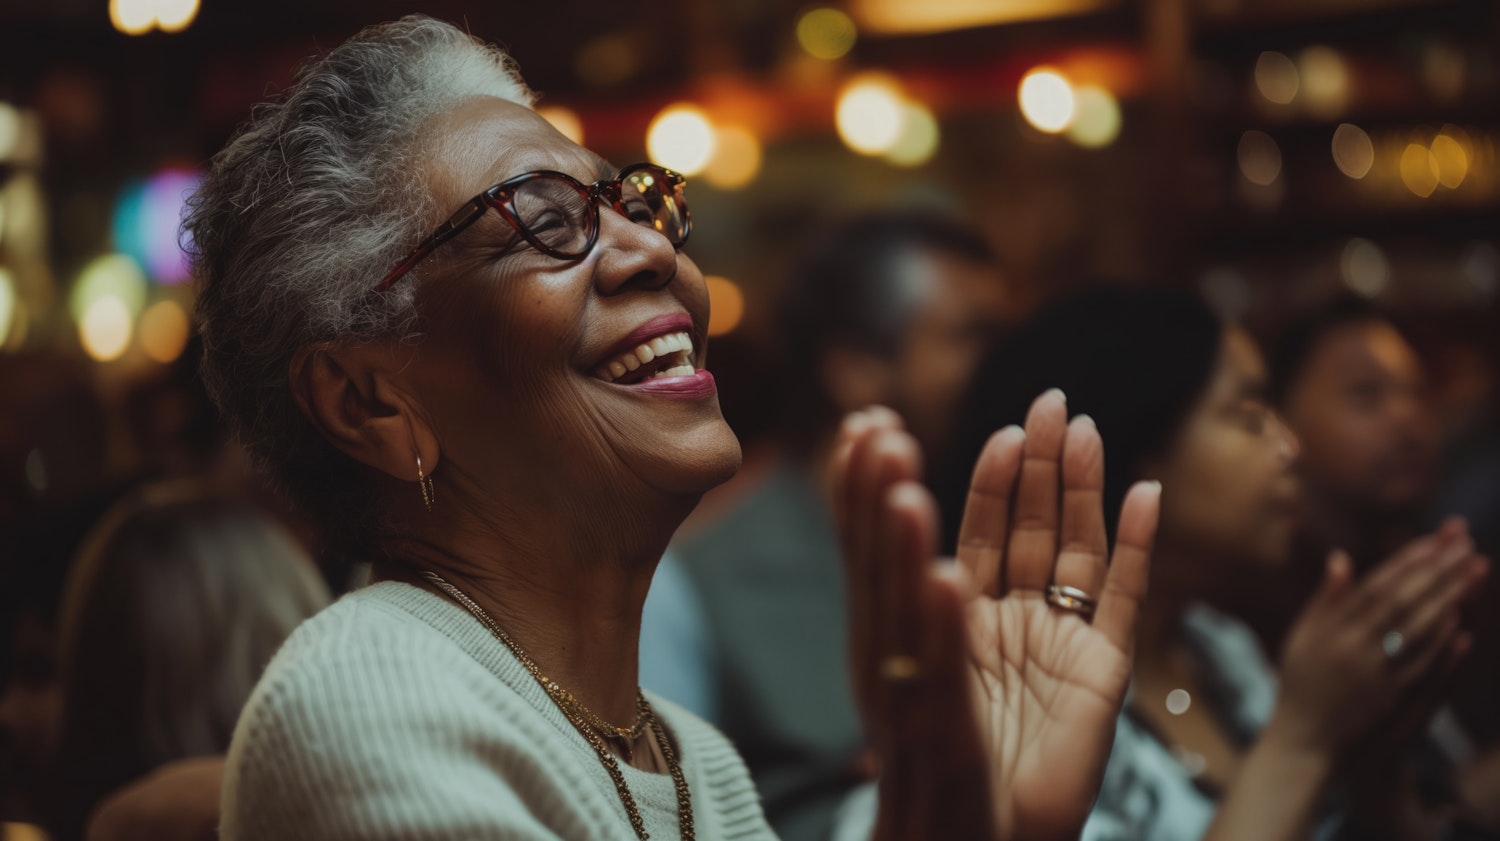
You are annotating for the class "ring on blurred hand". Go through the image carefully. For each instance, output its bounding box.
[1382,630,1405,660]
[1045,584,1097,619]
[879,655,923,682]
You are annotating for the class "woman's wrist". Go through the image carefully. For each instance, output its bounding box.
[1256,710,1340,785]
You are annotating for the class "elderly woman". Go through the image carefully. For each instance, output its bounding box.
[186,16,1160,840]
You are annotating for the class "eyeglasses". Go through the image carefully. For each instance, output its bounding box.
[377,162,692,291]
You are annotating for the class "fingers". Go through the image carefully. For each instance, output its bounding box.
[955,425,1025,598]
[1053,415,1110,600]
[1361,528,1476,631]
[1005,389,1069,594]
[834,409,918,707]
[1390,555,1488,655]
[1092,479,1161,652]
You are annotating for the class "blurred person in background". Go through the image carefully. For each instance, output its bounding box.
[830,287,1491,841]
[0,492,126,838]
[48,481,330,841]
[665,210,1012,841]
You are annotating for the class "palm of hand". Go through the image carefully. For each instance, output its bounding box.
[967,599,1133,841]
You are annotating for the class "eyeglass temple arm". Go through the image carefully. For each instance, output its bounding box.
[376,199,491,291]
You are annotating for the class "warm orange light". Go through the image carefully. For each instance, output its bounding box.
[537,106,584,146]
[836,75,907,155]
[851,0,1114,35]
[1018,68,1075,134]
[705,276,745,337]
[647,104,716,176]
[1331,123,1374,179]
[1400,143,1439,198]
[140,298,191,363]
[703,126,763,190]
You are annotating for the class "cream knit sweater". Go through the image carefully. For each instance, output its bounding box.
[222,580,777,840]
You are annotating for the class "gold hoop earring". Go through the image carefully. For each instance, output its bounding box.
[416,454,436,513]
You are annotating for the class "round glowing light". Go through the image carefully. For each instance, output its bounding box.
[835,75,907,155]
[1430,132,1469,189]
[1342,238,1390,298]
[0,267,15,348]
[647,104,716,176]
[71,254,148,322]
[705,275,745,337]
[80,295,133,361]
[1254,51,1300,105]
[140,298,191,363]
[110,0,155,35]
[796,8,858,61]
[537,106,585,146]
[1066,85,1122,149]
[1298,46,1349,117]
[884,102,940,166]
[0,102,20,160]
[703,125,763,190]
[144,169,199,283]
[1399,143,1439,198]
[1018,68,1075,134]
[153,0,199,32]
[1165,689,1192,716]
[4,174,44,248]
[1237,130,1282,187]
[1331,123,1374,179]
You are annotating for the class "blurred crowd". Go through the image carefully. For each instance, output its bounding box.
[0,201,1496,839]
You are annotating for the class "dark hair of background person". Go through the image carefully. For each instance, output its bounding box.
[935,286,1223,552]
[47,483,330,841]
[1265,294,1391,407]
[773,209,999,456]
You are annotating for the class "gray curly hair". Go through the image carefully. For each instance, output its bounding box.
[183,16,534,562]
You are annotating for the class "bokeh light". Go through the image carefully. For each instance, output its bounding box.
[80,295,133,361]
[647,104,716,176]
[703,126,763,190]
[537,106,584,146]
[796,8,858,60]
[1341,238,1390,297]
[1237,130,1282,186]
[836,75,906,154]
[1430,131,1469,189]
[71,254,148,322]
[884,102,940,166]
[1399,142,1439,197]
[1066,85,1122,149]
[0,267,15,348]
[112,170,200,284]
[140,298,191,363]
[1298,46,1350,117]
[154,0,199,33]
[705,276,745,337]
[1330,123,1374,179]
[109,0,199,35]
[1254,51,1300,105]
[110,0,155,35]
[1018,68,1075,134]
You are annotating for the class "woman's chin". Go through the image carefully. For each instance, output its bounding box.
[643,420,743,496]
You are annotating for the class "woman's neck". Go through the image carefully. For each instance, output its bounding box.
[373,480,694,728]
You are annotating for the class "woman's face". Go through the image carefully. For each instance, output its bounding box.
[396,97,741,513]
[1153,328,1301,567]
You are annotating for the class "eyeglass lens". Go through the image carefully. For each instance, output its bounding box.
[504,168,687,257]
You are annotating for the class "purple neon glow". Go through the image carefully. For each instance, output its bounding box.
[113,169,200,285]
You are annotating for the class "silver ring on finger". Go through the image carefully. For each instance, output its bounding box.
[1381,630,1405,660]
[1045,584,1098,619]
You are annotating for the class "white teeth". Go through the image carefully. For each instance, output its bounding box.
[595,330,696,383]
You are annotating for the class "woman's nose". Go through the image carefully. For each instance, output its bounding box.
[591,205,678,295]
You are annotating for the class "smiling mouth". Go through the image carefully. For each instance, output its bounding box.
[594,331,697,385]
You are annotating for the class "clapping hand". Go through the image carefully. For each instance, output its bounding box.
[834,390,1161,841]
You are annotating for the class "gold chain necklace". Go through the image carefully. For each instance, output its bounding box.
[421,571,695,840]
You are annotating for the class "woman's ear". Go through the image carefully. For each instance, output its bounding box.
[289,342,439,482]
